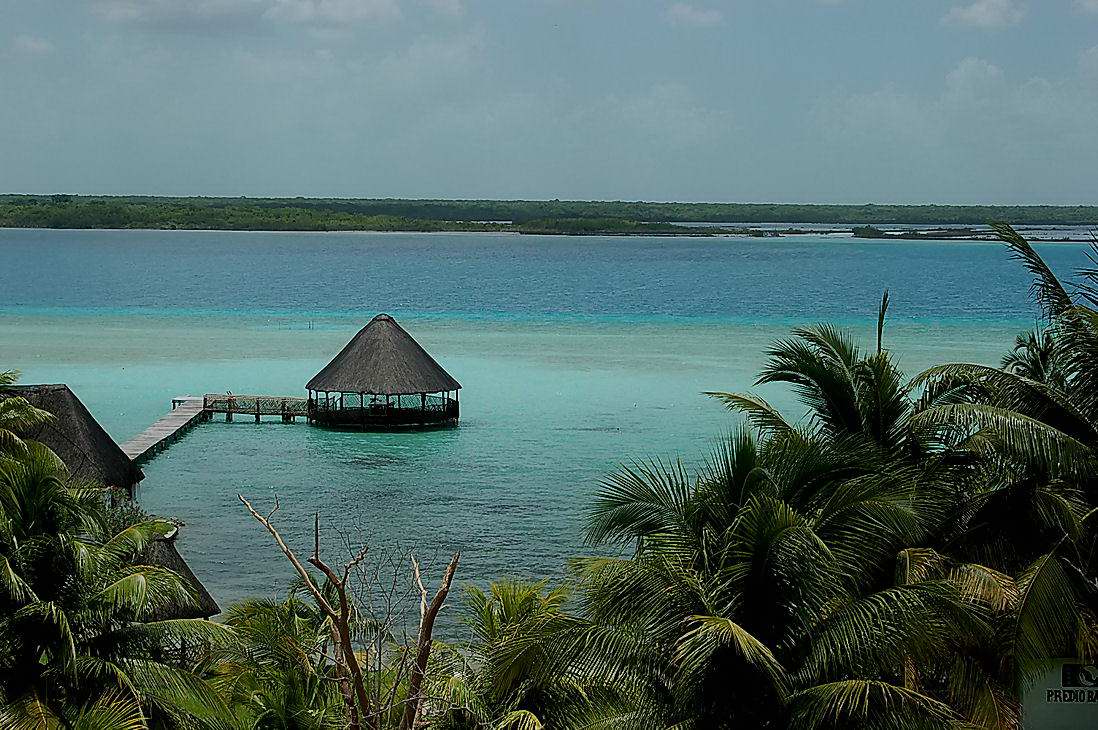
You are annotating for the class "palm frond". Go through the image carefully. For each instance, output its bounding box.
[98,520,176,570]
[913,403,1095,477]
[0,553,38,603]
[496,709,544,730]
[120,659,235,726]
[877,289,890,355]
[756,331,864,438]
[705,392,798,440]
[95,566,196,618]
[949,563,1018,612]
[14,601,76,668]
[586,459,696,547]
[992,222,1073,319]
[1012,548,1080,688]
[70,693,146,730]
[914,362,1096,443]
[673,615,790,698]
[788,679,960,730]
[798,582,988,686]
[0,693,63,730]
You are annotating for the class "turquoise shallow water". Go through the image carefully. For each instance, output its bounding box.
[1,228,1091,615]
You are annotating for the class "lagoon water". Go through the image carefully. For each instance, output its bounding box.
[1,228,1092,612]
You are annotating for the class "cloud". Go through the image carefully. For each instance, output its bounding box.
[944,56,1005,101]
[811,55,1098,202]
[364,27,487,90]
[1081,45,1098,80]
[1076,0,1098,13]
[665,3,723,28]
[423,0,463,16]
[92,0,267,27]
[232,25,486,94]
[264,0,401,25]
[942,0,1025,28]
[8,34,54,57]
[93,0,409,29]
[92,0,268,29]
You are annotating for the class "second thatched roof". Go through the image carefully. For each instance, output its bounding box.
[139,528,220,619]
[306,314,461,396]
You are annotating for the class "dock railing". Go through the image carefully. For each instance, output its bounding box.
[203,394,309,422]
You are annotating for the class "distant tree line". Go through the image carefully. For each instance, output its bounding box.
[2,194,1096,232]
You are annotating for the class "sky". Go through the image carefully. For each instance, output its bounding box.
[1,0,1097,204]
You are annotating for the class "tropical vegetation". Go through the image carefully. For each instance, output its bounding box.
[1,224,1097,728]
[0,374,231,729]
[2,195,1096,232]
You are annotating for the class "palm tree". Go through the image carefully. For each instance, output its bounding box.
[1001,329,1066,389]
[576,272,1095,727]
[578,423,984,729]
[203,592,347,729]
[0,442,232,728]
[430,580,625,729]
[912,223,1098,699]
[0,370,54,455]
[705,292,934,463]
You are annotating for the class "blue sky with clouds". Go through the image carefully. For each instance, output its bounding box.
[2,0,1097,203]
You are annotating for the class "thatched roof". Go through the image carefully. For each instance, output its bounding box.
[307,314,462,395]
[2,384,143,490]
[140,528,220,619]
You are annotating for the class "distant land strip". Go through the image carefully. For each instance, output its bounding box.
[1,195,1096,236]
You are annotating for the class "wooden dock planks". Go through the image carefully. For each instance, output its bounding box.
[121,396,207,464]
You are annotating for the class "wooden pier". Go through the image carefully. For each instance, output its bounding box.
[121,396,208,464]
[122,394,310,465]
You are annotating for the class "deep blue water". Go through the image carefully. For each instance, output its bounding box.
[2,228,1090,322]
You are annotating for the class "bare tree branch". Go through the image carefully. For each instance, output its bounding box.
[240,495,375,730]
[238,495,335,617]
[401,552,460,730]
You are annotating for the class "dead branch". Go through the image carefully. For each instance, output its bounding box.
[400,552,460,730]
[240,495,374,730]
[238,495,335,617]
[411,555,429,624]
[241,495,458,730]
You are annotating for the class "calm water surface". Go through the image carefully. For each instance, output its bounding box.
[1,228,1091,617]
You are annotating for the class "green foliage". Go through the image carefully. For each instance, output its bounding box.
[545,225,1098,728]
[2,195,1096,233]
[0,442,234,728]
[429,580,628,730]
[201,594,347,729]
[0,370,55,456]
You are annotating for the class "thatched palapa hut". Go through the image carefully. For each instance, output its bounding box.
[3,384,144,492]
[306,314,461,429]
